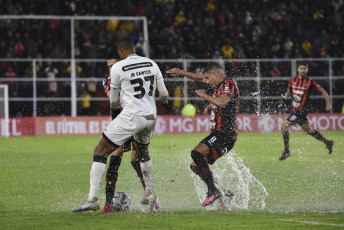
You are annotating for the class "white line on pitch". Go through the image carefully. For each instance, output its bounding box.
[281,219,344,227]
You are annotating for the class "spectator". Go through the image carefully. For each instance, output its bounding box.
[2,64,18,97]
[283,37,293,56]
[174,10,186,24]
[44,81,63,116]
[44,62,58,79]
[14,40,25,57]
[221,42,234,59]
[1,0,343,60]
[301,40,312,57]
[79,87,92,116]
[173,85,183,115]
[1,0,344,115]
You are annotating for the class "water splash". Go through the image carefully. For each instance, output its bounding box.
[191,152,268,211]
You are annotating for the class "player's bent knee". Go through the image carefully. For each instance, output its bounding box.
[191,150,204,163]
[281,122,289,132]
[138,153,150,163]
[304,129,313,135]
[133,141,150,162]
[302,125,313,134]
[93,155,107,164]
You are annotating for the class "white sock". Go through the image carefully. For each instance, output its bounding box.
[140,160,154,196]
[87,162,106,202]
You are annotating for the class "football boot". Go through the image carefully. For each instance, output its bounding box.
[71,199,99,213]
[202,190,221,207]
[100,202,112,214]
[279,149,291,160]
[326,141,334,154]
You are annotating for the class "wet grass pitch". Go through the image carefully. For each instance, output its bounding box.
[1,131,343,229]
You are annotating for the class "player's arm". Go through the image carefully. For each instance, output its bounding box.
[284,78,293,100]
[156,70,169,104]
[110,65,121,110]
[167,68,209,84]
[284,88,290,100]
[203,103,212,114]
[195,89,231,108]
[155,68,175,112]
[103,76,111,99]
[110,87,120,110]
[319,88,332,111]
[103,75,121,119]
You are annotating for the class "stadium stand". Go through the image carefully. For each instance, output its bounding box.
[0,0,343,59]
[0,0,343,116]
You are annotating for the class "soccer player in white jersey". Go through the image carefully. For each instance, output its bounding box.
[72,37,169,213]
[100,51,146,214]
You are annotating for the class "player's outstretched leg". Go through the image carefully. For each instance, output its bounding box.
[191,150,220,206]
[140,159,160,212]
[71,155,107,213]
[326,141,334,154]
[279,148,291,160]
[131,160,146,190]
[134,140,160,212]
[131,141,146,190]
[212,176,235,210]
[309,130,334,154]
[279,131,291,160]
[101,155,122,213]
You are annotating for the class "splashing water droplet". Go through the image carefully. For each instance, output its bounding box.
[191,152,268,211]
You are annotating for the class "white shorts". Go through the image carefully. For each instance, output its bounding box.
[102,113,156,147]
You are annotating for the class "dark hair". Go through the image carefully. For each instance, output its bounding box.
[298,62,309,68]
[117,37,134,50]
[106,47,120,60]
[203,62,222,74]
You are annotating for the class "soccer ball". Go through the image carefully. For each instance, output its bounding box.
[111,192,131,212]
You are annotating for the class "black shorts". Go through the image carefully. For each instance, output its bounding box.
[200,131,237,165]
[287,110,309,126]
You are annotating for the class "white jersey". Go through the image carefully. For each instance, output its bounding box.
[110,54,168,119]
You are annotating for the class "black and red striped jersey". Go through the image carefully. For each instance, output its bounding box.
[105,74,123,110]
[287,76,322,111]
[210,77,239,136]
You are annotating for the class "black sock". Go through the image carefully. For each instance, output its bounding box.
[282,131,289,150]
[105,155,122,204]
[131,160,145,189]
[310,130,328,144]
[190,165,200,175]
[191,151,218,193]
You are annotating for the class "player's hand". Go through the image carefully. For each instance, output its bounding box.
[162,100,175,113]
[166,68,182,77]
[325,104,332,111]
[103,76,111,93]
[195,89,207,97]
[203,104,211,115]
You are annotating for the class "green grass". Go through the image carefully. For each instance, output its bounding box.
[0,131,343,229]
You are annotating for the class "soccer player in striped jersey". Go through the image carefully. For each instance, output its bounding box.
[167,63,239,207]
[279,63,334,160]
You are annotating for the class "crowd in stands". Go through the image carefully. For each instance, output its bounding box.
[1,0,343,59]
[1,0,344,116]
